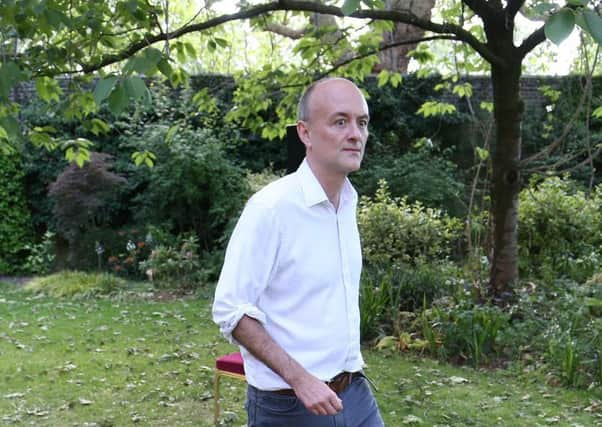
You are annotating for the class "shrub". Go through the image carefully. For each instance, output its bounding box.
[518,176,602,283]
[354,148,466,217]
[49,152,127,268]
[506,278,602,388]
[104,227,154,279]
[138,234,203,290]
[129,126,250,253]
[22,231,56,275]
[360,262,463,342]
[357,179,462,267]
[0,152,34,274]
[423,302,510,367]
[23,270,127,298]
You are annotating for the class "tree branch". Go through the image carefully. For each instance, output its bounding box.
[524,144,602,174]
[39,0,507,77]
[505,0,525,21]
[263,22,307,39]
[462,0,495,20]
[319,35,460,77]
[516,25,546,59]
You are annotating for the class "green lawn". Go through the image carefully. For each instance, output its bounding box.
[1,281,601,426]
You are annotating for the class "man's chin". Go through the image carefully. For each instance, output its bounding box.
[344,161,362,173]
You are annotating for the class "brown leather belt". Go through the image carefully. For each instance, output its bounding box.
[273,371,363,396]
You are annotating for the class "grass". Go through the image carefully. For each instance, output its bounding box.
[1,279,601,426]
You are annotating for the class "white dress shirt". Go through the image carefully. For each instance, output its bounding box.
[212,158,364,391]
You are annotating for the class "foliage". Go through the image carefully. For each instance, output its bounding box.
[518,175,602,283]
[357,179,462,267]
[23,270,126,298]
[245,168,283,193]
[138,234,203,290]
[0,152,34,274]
[105,227,154,279]
[360,262,462,341]
[423,302,510,367]
[22,231,56,275]
[128,125,250,252]
[49,152,126,242]
[508,278,602,388]
[354,147,466,217]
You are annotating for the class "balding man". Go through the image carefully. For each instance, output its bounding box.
[213,77,384,426]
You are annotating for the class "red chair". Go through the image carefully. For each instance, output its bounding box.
[214,352,246,425]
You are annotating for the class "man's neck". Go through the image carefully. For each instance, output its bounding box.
[305,158,346,210]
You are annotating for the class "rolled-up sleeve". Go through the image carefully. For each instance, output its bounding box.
[212,198,280,345]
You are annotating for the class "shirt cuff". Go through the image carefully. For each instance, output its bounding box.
[219,303,267,345]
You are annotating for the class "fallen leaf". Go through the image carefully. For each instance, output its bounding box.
[449,376,469,384]
[4,392,24,399]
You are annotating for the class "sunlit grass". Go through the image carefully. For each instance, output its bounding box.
[23,270,128,298]
[1,280,601,426]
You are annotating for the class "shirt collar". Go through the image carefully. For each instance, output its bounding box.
[296,158,356,208]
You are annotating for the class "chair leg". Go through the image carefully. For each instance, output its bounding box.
[214,372,220,426]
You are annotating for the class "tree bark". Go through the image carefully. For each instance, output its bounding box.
[482,4,525,300]
[489,62,522,300]
[377,0,436,72]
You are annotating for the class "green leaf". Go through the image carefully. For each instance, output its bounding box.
[341,0,361,15]
[480,101,494,113]
[35,77,62,103]
[123,47,163,76]
[0,62,25,99]
[567,0,588,6]
[214,37,229,48]
[591,105,602,118]
[475,147,490,161]
[377,70,389,88]
[390,73,402,88]
[165,125,179,144]
[123,76,150,104]
[107,84,128,115]
[452,83,473,98]
[157,58,174,79]
[64,139,92,167]
[582,9,602,45]
[545,8,575,45]
[533,3,559,15]
[131,150,156,168]
[93,76,119,105]
[416,101,457,118]
[86,118,111,136]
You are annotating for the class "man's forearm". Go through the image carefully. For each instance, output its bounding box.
[231,314,307,387]
[231,314,343,416]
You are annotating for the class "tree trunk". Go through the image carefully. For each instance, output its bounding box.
[489,61,523,300]
[377,0,436,72]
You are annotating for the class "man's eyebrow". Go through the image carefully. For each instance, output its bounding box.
[329,112,370,119]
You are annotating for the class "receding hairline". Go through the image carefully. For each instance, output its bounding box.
[297,77,365,122]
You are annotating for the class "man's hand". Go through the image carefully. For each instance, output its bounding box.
[291,373,343,416]
[232,316,342,416]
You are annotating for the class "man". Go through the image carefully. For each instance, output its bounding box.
[212,77,384,426]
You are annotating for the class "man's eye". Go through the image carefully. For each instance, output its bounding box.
[336,119,346,126]
[359,120,368,128]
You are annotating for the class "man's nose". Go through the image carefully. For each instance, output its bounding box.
[347,121,362,140]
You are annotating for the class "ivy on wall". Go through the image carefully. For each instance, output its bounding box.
[0,152,34,274]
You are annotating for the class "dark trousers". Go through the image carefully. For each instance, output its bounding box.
[246,376,384,427]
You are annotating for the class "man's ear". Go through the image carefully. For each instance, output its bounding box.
[297,121,311,149]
